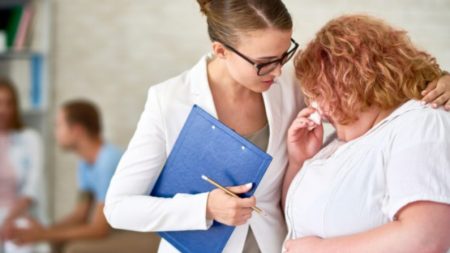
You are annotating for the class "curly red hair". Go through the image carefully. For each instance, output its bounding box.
[294,15,441,124]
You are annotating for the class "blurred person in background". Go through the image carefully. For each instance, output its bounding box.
[10,99,160,253]
[0,77,47,253]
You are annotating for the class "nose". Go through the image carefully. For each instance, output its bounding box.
[269,63,283,77]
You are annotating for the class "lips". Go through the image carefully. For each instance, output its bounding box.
[262,79,274,85]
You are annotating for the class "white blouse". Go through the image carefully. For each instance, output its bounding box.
[285,100,450,244]
[0,129,47,225]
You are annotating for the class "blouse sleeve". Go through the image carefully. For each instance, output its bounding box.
[104,86,212,232]
[383,109,450,220]
[20,129,45,202]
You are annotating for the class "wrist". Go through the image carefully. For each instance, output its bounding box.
[288,157,306,170]
[205,192,214,220]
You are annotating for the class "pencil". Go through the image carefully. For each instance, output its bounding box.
[201,175,265,216]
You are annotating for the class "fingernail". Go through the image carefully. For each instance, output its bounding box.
[433,103,438,108]
[420,100,426,105]
[245,183,253,189]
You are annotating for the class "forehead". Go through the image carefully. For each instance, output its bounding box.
[235,28,293,58]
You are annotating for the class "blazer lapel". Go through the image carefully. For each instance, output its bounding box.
[189,54,218,119]
[262,83,282,156]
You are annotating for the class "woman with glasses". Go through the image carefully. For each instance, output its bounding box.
[104,1,450,253]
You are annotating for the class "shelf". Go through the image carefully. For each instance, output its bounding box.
[23,108,47,114]
[0,0,30,9]
[0,51,44,60]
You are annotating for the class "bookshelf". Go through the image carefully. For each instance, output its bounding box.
[0,0,51,133]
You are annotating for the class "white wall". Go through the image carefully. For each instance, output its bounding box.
[49,0,450,219]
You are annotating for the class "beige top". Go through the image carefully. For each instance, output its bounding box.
[242,124,270,253]
[243,124,270,152]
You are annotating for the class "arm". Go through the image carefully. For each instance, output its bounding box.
[0,197,32,240]
[282,107,323,209]
[3,197,33,222]
[282,162,303,209]
[12,202,111,245]
[103,87,212,232]
[285,201,450,253]
[104,87,254,232]
[42,203,110,242]
[51,192,92,229]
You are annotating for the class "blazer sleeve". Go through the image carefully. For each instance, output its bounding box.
[104,86,213,232]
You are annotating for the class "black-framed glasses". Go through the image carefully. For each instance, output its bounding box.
[219,38,299,76]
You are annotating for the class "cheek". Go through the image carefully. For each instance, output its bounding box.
[55,126,70,143]
[315,102,335,122]
[226,58,262,88]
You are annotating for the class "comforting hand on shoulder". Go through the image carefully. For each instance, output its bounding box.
[422,74,450,110]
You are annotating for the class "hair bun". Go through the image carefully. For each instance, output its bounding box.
[197,0,213,16]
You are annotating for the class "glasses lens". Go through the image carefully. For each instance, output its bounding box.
[258,62,279,76]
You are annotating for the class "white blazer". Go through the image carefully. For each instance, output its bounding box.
[104,54,304,253]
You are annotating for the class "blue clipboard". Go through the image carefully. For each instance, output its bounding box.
[150,105,272,253]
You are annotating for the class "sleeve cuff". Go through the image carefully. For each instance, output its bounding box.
[173,192,214,230]
[385,194,450,220]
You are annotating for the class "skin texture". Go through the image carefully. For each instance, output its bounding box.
[421,74,450,110]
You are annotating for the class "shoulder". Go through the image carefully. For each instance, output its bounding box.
[13,128,42,146]
[93,143,123,174]
[389,100,450,148]
[102,143,124,162]
[147,55,207,104]
[148,70,191,98]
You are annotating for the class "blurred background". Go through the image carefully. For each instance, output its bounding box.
[0,0,449,248]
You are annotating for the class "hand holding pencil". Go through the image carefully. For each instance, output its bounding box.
[203,175,265,227]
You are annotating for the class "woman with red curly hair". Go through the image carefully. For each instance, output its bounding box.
[282,15,450,253]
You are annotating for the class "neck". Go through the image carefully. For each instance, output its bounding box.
[75,136,103,164]
[207,57,256,102]
[334,107,394,142]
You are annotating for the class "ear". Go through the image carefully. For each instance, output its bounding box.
[212,41,227,59]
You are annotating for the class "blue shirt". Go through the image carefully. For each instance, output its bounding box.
[77,143,123,202]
